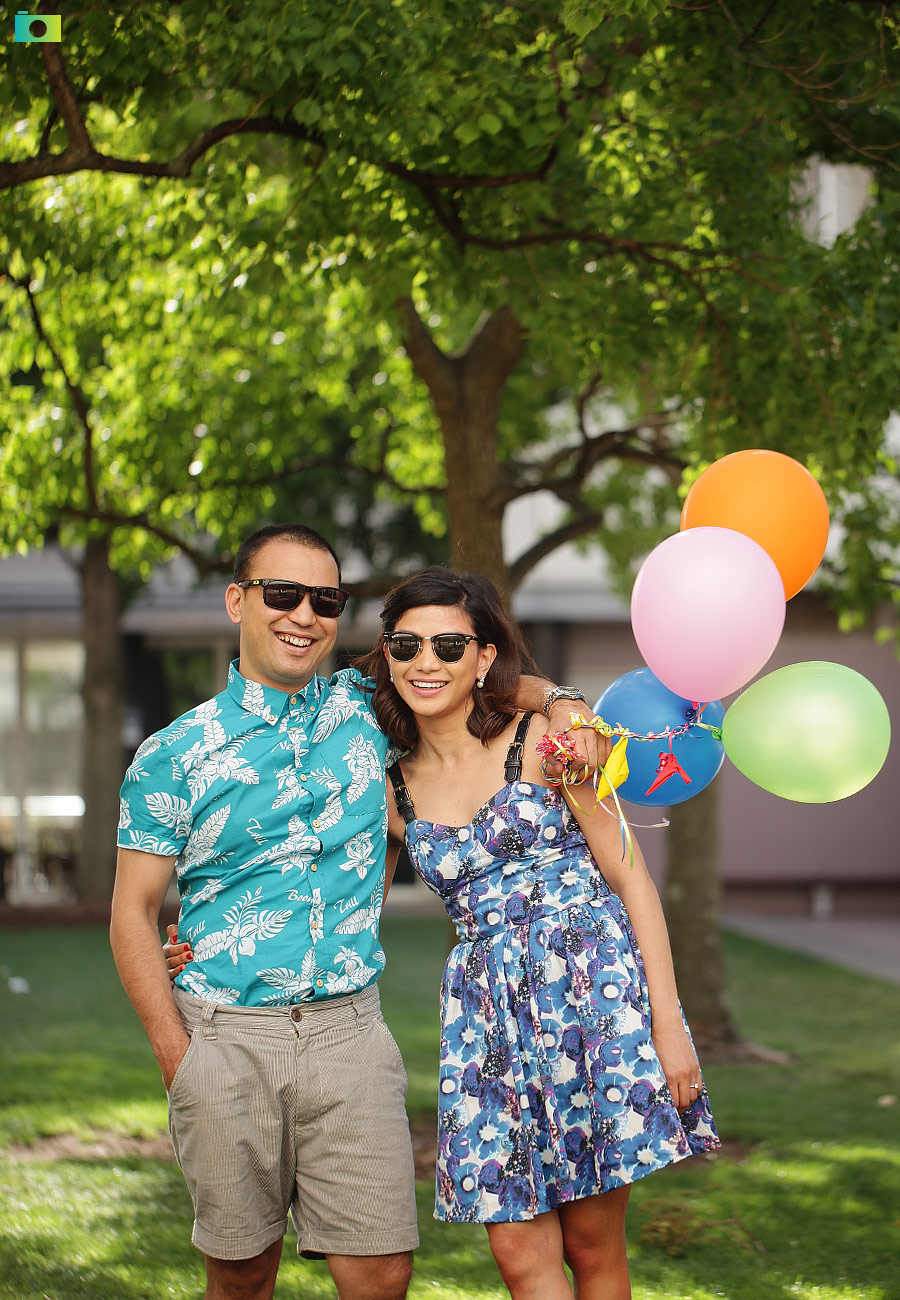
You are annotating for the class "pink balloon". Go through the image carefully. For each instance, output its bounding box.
[631,527,786,701]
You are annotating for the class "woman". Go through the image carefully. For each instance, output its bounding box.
[358,567,718,1299]
[169,566,719,1299]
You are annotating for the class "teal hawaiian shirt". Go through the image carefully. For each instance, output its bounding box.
[117,661,390,1007]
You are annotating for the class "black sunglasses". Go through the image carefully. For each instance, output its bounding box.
[385,632,480,663]
[237,579,349,617]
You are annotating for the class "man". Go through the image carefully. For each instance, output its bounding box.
[110,523,602,1300]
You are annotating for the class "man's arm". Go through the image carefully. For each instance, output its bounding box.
[109,847,189,1091]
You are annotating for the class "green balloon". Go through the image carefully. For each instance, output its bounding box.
[722,661,891,803]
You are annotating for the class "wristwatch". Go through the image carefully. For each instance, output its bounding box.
[542,686,586,714]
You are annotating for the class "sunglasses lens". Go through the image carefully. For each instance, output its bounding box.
[432,635,469,662]
[311,590,347,617]
[263,582,302,610]
[387,635,420,661]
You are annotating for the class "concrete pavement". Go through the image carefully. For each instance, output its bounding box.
[722,912,900,986]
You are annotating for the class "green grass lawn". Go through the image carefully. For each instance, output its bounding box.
[1,918,898,1300]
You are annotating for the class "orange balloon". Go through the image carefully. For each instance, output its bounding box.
[680,450,829,599]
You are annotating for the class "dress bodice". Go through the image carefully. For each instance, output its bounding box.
[403,780,619,941]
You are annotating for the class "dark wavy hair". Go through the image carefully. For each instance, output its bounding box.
[354,566,537,752]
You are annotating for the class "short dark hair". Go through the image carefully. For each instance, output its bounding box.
[233,524,342,583]
[354,566,537,752]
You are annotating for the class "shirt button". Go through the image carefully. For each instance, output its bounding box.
[316,979,324,988]
[290,695,297,705]
[313,819,320,829]
[310,863,317,872]
[300,774,307,782]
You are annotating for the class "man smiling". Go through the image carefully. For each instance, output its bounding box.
[110,522,601,1300]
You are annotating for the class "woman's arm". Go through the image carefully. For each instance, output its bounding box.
[566,791,700,1108]
[522,720,701,1109]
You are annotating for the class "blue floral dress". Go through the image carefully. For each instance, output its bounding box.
[389,714,720,1224]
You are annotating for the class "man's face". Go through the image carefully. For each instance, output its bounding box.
[225,538,341,693]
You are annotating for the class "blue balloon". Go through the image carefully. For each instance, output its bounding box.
[594,669,725,807]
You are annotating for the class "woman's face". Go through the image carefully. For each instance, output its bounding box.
[383,603,497,722]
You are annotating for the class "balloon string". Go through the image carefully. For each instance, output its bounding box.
[536,731,644,865]
[566,710,723,744]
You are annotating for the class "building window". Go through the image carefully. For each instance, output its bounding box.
[0,639,85,901]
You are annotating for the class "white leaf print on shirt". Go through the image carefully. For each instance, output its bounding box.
[179,805,232,875]
[338,830,374,878]
[183,877,226,907]
[179,966,240,1003]
[312,680,369,741]
[202,719,227,751]
[343,736,381,804]
[300,946,319,984]
[307,766,344,830]
[121,830,171,854]
[334,878,383,936]
[191,888,292,965]
[185,737,261,800]
[241,679,268,716]
[241,813,318,876]
[272,764,305,810]
[118,797,132,830]
[257,967,313,1003]
[323,946,378,995]
[124,734,162,782]
[144,792,192,839]
[167,698,224,744]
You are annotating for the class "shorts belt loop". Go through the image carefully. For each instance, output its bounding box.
[201,1001,218,1039]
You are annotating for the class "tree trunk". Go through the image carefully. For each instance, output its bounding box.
[76,535,125,902]
[663,780,739,1053]
[398,299,524,595]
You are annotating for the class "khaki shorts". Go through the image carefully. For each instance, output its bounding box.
[169,985,419,1261]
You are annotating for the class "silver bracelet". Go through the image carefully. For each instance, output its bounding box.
[542,686,586,714]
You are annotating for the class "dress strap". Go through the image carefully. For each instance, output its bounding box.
[387,762,416,823]
[504,712,534,784]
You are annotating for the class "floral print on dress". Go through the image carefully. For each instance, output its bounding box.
[403,781,720,1224]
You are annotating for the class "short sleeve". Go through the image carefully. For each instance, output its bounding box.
[116,732,191,859]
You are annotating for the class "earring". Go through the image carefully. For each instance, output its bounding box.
[389,671,394,684]
[477,675,485,689]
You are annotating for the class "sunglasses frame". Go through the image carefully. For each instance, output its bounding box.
[237,578,349,617]
[384,632,481,663]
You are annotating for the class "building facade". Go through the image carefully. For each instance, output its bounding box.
[1,531,897,913]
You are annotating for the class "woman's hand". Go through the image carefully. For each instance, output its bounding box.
[164,923,192,983]
[651,1020,703,1112]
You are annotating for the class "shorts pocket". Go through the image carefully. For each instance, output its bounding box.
[167,1029,202,1103]
[373,1016,408,1084]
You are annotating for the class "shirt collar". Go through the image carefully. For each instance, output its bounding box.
[226,659,324,725]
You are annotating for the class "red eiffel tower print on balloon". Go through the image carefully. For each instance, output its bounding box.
[644,750,691,797]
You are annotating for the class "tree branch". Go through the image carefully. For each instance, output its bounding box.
[507,511,607,588]
[394,295,458,412]
[20,278,99,514]
[57,505,227,576]
[0,100,325,191]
